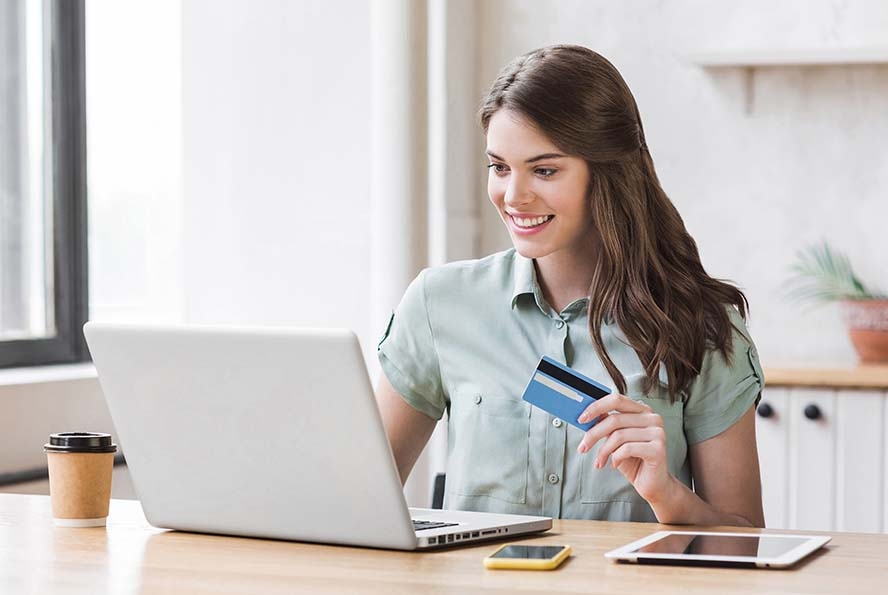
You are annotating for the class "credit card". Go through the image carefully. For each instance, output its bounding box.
[521,356,611,431]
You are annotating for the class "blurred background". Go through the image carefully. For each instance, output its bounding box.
[2,0,887,531]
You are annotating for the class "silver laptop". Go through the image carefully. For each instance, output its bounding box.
[83,322,551,550]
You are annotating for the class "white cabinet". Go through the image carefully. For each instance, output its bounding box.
[755,388,789,529]
[787,389,836,532]
[756,386,887,533]
[835,392,884,533]
[884,401,888,532]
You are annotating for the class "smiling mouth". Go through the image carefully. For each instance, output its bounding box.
[510,214,554,229]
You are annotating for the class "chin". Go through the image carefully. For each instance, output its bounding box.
[510,239,552,260]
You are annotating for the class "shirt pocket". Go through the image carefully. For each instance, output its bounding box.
[579,393,685,506]
[447,388,531,504]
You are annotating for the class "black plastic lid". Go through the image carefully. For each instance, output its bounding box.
[44,432,118,454]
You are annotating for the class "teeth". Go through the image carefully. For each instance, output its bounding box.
[513,215,551,228]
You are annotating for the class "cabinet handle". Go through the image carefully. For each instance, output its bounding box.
[756,402,774,418]
[803,404,822,420]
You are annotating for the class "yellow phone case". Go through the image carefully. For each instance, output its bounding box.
[483,544,572,570]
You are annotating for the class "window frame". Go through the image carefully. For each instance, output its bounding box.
[0,0,88,368]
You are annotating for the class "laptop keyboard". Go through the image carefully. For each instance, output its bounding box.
[412,519,459,531]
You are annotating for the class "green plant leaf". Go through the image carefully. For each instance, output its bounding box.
[784,241,884,304]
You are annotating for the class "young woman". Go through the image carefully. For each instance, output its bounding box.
[376,45,765,526]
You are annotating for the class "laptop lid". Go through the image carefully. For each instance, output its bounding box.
[84,322,419,549]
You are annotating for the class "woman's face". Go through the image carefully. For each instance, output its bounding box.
[486,109,593,261]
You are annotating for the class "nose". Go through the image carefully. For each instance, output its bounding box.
[504,174,532,207]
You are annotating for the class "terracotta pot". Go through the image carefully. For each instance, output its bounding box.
[841,299,888,363]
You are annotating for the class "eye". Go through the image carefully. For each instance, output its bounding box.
[487,163,508,175]
[535,168,556,178]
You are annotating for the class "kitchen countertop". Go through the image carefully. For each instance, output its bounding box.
[763,364,888,390]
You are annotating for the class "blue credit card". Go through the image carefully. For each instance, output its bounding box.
[521,356,612,431]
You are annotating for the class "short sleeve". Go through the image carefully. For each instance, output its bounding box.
[683,308,765,445]
[377,270,447,420]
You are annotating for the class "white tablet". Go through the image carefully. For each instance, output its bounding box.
[605,531,831,569]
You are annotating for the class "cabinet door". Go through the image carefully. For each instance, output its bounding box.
[756,388,789,529]
[788,389,836,531]
[835,390,884,533]
[885,395,888,533]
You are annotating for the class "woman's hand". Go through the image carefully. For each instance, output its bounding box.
[576,393,674,505]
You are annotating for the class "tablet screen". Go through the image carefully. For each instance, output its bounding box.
[633,533,810,559]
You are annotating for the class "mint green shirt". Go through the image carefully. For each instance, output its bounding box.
[378,249,763,521]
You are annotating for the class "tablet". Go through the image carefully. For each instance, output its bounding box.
[604,531,831,569]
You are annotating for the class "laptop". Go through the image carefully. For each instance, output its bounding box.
[83,322,552,550]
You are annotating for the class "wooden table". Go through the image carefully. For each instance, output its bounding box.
[1,494,885,594]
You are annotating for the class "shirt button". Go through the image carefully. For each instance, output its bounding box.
[552,418,563,428]
[473,394,482,405]
[547,473,560,484]
[554,319,565,329]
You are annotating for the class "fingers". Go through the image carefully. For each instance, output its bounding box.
[594,426,666,469]
[577,393,650,425]
[577,408,663,454]
[609,441,665,469]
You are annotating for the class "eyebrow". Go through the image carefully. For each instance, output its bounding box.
[486,150,567,164]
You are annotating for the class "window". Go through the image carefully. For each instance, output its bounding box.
[0,0,88,368]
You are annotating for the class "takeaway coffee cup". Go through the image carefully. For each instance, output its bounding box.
[44,432,117,527]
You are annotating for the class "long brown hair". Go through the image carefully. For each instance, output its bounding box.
[480,45,747,401]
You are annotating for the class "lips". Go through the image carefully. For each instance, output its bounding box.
[509,214,554,228]
[507,213,554,235]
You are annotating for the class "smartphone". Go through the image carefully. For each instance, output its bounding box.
[483,544,572,570]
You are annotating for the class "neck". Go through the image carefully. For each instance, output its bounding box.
[533,244,598,313]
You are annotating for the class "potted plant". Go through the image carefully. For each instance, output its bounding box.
[787,242,888,363]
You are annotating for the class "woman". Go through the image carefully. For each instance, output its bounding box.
[376,45,764,527]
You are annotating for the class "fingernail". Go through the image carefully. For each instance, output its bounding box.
[594,459,601,469]
[577,444,586,454]
[578,415,587,424]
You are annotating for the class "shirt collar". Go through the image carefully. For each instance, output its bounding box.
[510,251,536,309]
[510,250,592,318]
[510,251,558,315]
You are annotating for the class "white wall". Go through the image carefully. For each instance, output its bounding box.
[474,0,888,366]
[87,0,183,324]
[180,0,377,365]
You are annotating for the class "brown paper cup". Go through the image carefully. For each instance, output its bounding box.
[44,432,117,527]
